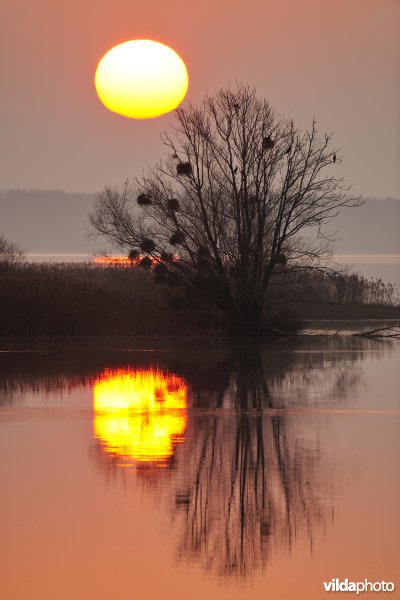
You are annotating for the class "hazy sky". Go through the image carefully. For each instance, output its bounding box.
[1,0,399,198]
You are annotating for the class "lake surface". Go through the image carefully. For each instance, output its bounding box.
[0,337,399,599]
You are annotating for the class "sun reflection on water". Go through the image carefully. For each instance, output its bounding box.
[93,368,187,467]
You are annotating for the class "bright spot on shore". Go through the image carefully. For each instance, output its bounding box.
[95,40,189,119]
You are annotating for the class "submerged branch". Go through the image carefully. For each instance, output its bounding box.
[353,320,400,338]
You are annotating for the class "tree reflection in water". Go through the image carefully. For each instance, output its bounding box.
[88,339,372,576]
[0,338,385,576]
[172,350,335,576]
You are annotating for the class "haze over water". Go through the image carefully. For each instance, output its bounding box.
[0,337,399,599]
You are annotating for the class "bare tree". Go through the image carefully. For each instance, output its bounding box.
[90,84,360,334]
[0,234,24,267]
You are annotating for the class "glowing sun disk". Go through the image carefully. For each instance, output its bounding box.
[95,40,189,119]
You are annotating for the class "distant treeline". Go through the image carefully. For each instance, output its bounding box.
[0,262,398,337]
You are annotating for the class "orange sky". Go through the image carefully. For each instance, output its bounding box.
[1,0,399,198]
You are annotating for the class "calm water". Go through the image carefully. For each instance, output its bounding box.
[0,337,399,599]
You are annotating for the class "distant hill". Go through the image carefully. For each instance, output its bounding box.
[1,189,399,255]
[0,189,96,253]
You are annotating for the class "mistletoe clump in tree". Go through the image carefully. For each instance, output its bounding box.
[90,85,358,335]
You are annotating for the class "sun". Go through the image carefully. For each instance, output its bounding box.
[95,39,189,119]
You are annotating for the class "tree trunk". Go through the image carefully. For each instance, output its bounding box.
[228,303,263,336]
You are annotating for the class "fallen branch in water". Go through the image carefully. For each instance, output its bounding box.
[353,320,400,338]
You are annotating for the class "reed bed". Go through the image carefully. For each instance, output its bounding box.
[0,262,398,337]
[0,263,173,336]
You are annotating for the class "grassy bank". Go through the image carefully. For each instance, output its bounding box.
[0,262,398,337]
